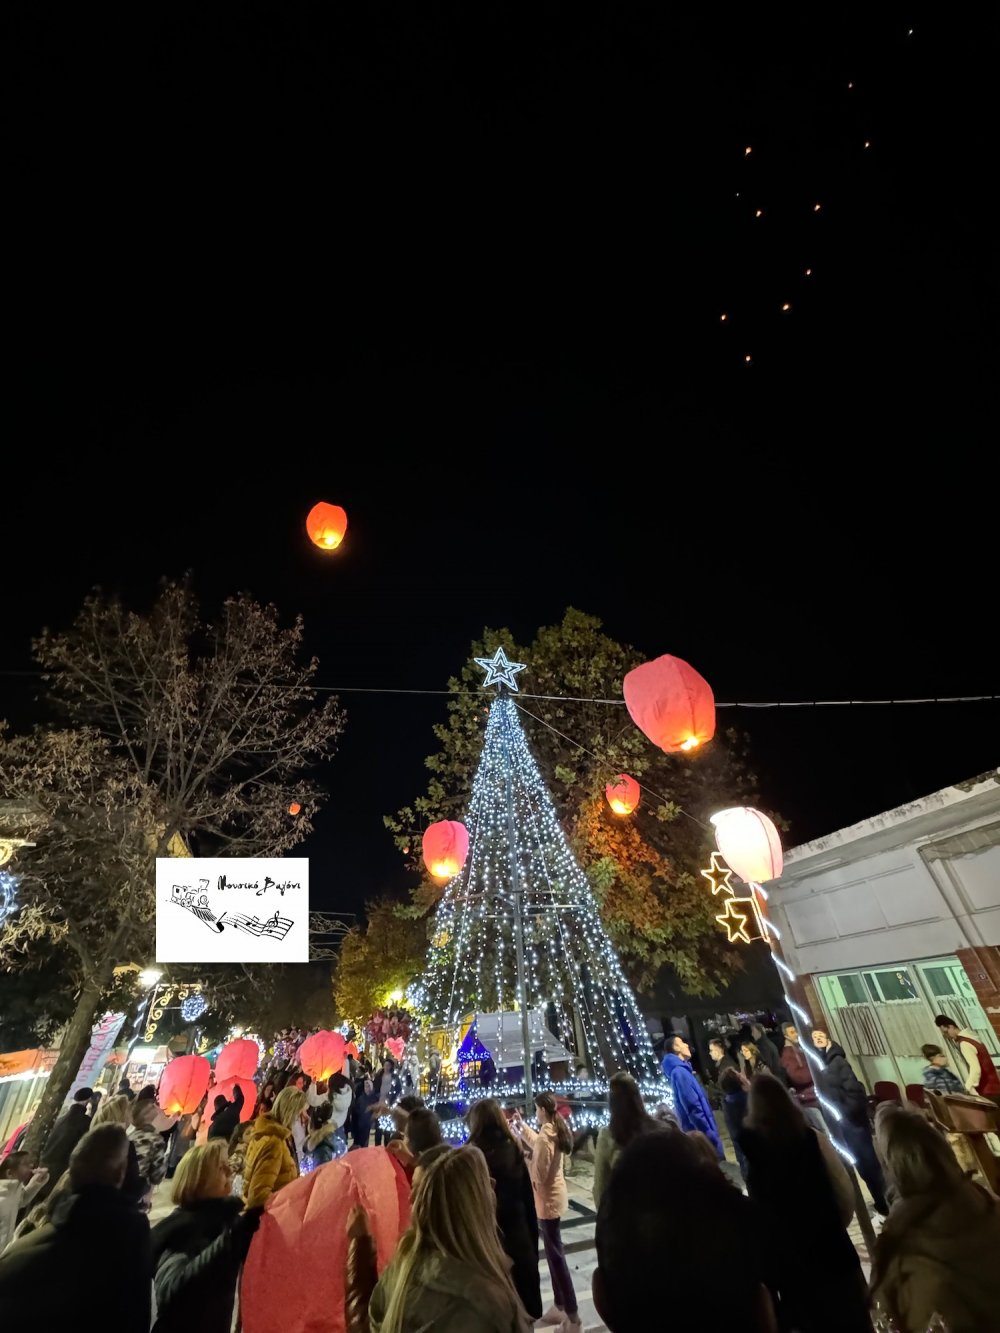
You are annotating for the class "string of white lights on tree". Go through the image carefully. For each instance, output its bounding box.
[411,687,661,1090]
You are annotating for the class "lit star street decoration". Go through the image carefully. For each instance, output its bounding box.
[700,853,769,944]
[474,647,527,692]
[700,851,734,896]
[715,896,754,944]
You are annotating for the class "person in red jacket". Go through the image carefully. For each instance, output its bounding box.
[934,1015,1000,1107]
[779,1024,829,1137]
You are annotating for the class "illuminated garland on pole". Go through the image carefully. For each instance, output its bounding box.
[412,652,662,1103]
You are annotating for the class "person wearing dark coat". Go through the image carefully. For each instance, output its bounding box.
[738,1076,869,1333]
[352,1077,381,1148]
[709,1037,739,1079]
[466,1098,543,1320]
[35,1088,93,1202]
[812,1030,888,1215]
[0,1125,151,1330]
[750,1025,787,1083]
[207,1083,245,1142]
[151,1139,262,1333]
[719,1068,750,1179]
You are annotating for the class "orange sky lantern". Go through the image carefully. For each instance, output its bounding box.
[605,773,640,816]
[158,1054,211,1116]
[298,1030,347,1081]
[306,502,348,552]
[711,806,783,884]
[421,820,469,880]
[623,654,716,754]
[288,802,302,816]
[216,1037,260,1082]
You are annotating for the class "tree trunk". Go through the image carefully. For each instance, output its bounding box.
[22,979,105,1161]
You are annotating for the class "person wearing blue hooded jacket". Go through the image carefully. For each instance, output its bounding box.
[661,1035,724,1159]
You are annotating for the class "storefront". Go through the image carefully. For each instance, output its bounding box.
[771,772,1000,1093]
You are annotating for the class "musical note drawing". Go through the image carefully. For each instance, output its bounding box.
[170,883,292,942]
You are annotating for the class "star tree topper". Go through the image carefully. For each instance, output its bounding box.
[474,646,527,692]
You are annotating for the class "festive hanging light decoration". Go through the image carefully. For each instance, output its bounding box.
[422,820,470,880]
[305,502,348,552]
[700,851,734,897]
[216,1037,260,1082]
[605,773,640,816]
[180,992,208,1022]
[288,802,302,816]
[0,871,18,929]
[623,654,716,754]
[711,806,783,884]
[158,1054,211,1115]
[212,1075,257,1122]
[298,1029,346,1081]
[386,1036,406,1061]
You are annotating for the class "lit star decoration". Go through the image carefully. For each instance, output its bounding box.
[474,647,527,692]
[701,851,734,896]
[715,897,753,944]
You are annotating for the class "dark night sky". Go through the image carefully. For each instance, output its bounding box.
[4,7,997,919]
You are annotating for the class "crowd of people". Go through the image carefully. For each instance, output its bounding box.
[1,1017,1000,1331]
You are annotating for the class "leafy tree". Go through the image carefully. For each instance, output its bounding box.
[3,582,344,1156]
[0,942,78,1051]
[387,608,762,996]
[333,897,428,1025]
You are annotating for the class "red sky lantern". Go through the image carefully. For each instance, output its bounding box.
[216,1037,260,1083]
[298,1030,346,1081]
[711,806,783,883]
[421,820,469,880]
[288,802,302,817]
[213,1075,257,1122]
[158,1054,211,1116]
[344,1040,360,1059]
[605,773,640,816]
[306,502,348,552]
[623,654,716,754]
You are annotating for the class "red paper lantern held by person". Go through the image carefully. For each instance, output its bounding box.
[158,1054,211,1116]
[216,1038,260,1083]
[623,654,716,753]
[421,820,469,880]
[711,806,783,884]
[306,502,348,552]
[344,1041,360,1059]
[213,1075,257,1123]
[298,1030,346,1081]
[605,773,640,816]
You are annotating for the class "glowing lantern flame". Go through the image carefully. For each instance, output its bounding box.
[711,807,783,884]
[605,773,640,816]
[422,820,470,880]
[306,502,348,552]
[288,802,302,816]
[158,1054,211,1116]
[623,654,716,754]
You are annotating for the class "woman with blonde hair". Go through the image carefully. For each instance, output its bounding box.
[870,1104,1000,1332]
[369,1145,533,1333]
[151,1139,263,1333]
[241,1085,306,1209]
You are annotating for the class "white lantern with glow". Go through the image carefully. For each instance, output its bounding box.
[710,807,783,884]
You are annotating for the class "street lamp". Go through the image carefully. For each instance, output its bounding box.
[138,967,164,989]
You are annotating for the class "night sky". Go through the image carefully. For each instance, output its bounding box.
[5,8,997,921]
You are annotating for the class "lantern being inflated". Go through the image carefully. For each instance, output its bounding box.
[306,502,348,552]
[711,807,783,884]
[216,1038,260,1083]
[213,1075,257,1123]
[623,654,716,754]
[298,1029,346,1081]
[158,1054,211,1116]
[605,773,640,816]
[421,820,469,880]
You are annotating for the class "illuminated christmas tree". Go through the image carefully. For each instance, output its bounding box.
[416,648,659,1098]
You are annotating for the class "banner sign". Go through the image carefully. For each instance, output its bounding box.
[69,1012,127,1097]
[156,858,309,963]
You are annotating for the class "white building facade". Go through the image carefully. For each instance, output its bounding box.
[770,771,1000,1093]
